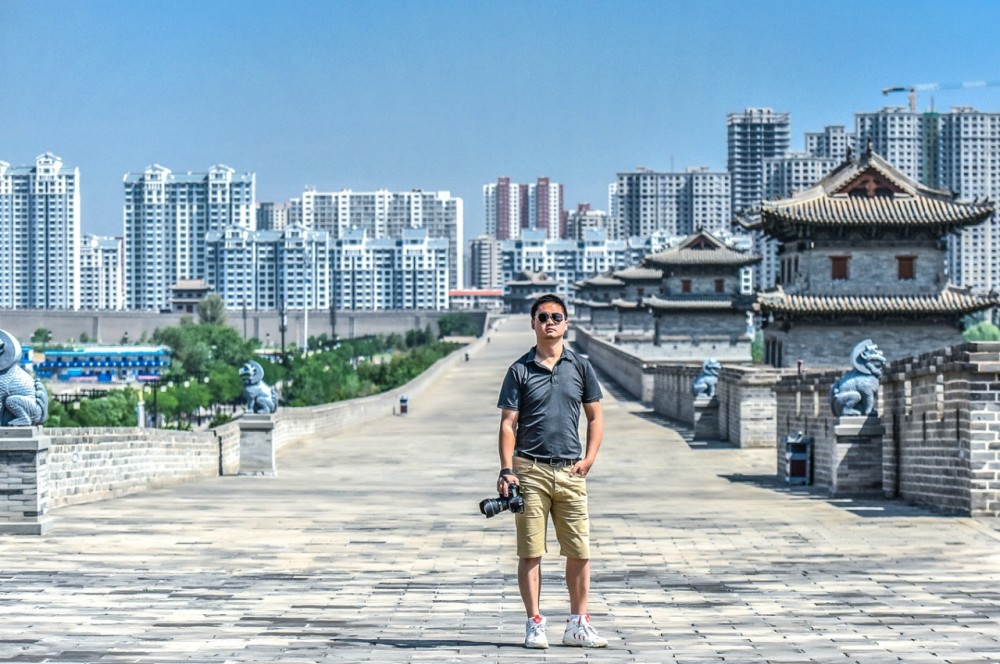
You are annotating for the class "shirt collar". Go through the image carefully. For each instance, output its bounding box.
[527,346,574,366]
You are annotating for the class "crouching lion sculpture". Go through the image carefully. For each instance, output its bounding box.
[692,358,722,398]
[239,360,277,414]
[829,339,887,417]
[0,329,49,426]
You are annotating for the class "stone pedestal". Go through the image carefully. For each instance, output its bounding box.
[827,415,884,497]
[238,414,277,476]
[0,427,53,535]
[692,396,719,440]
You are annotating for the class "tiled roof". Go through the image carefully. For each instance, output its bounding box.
[757,194,993,228]
[612,298,646,310]
[579,273,626,287]
[645,295,739,311]
[614,266,663,281]
[741,148,994,232]
[756,285,999,315]
[645,246,761,267]
[573,299,615,309]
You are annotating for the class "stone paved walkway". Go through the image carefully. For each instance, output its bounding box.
[1,317,999,663]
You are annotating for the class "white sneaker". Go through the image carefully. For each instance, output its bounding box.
[562,614,608,648]
[524,614,549,649]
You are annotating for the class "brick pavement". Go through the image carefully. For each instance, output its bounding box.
[1,317,998,663]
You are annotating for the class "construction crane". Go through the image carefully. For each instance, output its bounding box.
[882,80,1000,113]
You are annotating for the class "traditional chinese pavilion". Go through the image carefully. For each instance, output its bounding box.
[504,271,560,314]
[642,231,760,358]
[743,145,998,367]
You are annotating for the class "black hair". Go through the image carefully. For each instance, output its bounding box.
[530,293,568,319]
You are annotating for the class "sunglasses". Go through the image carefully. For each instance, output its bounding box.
[534,312,566,324]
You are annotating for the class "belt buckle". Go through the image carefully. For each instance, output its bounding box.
[551,458,571,468]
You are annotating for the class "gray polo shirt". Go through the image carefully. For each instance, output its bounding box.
[497,346,603,460]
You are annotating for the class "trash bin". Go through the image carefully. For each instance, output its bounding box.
[784,432,813,485]
[399,394,409,416]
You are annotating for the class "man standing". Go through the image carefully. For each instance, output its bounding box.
[496,293,607,649]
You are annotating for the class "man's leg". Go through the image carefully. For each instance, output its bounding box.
[518,556,542,616]
[565,557,590,615]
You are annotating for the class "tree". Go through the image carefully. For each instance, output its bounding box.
[31,328,52,344]
[197,294,227,325]
[751,331,764,364]
[437,313,480,338]
[963,321,1000,342]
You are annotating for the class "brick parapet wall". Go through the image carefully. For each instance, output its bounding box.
[33,335,486,512]
[45,428,220,508]
[573,327,658,402]
[773,343,1000,516]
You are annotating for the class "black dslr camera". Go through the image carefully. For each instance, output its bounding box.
[479,484,525,518]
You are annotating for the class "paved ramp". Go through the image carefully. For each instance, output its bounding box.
[1,317,998,662]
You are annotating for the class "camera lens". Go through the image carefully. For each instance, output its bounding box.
[479,497,507,518]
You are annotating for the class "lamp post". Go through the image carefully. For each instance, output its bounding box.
[279,305,288,368]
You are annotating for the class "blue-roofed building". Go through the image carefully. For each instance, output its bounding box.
[34,345,171,383]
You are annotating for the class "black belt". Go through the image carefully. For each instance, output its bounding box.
[517,453,579,468]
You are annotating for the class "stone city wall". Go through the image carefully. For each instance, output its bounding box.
[0,309,488,346]
[31,331,489,512]
[773,342,1000,516]
[572,327,657,402]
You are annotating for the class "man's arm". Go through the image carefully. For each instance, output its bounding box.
[571,400,603,477]
[497,407,519,496]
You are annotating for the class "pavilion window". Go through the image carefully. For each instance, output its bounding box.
[681,279,692,293]
[897,255,916,280]
[714,279,725,293]
[830,256,850,281]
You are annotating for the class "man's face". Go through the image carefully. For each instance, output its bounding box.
[531,302,568,341]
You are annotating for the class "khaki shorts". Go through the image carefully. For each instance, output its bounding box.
[512,456,590,559]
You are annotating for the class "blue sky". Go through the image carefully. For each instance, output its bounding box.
[4,0,1000,239]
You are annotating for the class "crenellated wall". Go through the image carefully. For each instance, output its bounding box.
[32,333,489,512]
[773,343,1000,516]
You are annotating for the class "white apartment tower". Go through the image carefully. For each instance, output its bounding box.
[289,188,463,289]
[204,224,331,313]
[256,201,288,231]
[614,167,731,238]
[470,235,503,289]
[727,108,791,214]
[332,229,449,311]
[0,153,81,309]
[855,107,933,184]
[805,125,854,161]
[79,235,124,310]
[123,164,255,311]
[939,107,1000,292]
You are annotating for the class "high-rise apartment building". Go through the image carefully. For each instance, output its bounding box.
[805,125,854,161]
[727,108,791,214]
[763,153,839,201]
[939,107,1000,291]
[204,224,331,313]
[855,107,934,184]
[332,229,449,311]
[79,235,124,310]
[0,153,81,309]
[566,204,620,241]
[484,177,565,241]
[614,167,731,238]
[288,188,463,289]
[856,106,1000,292]
[500,229,632,302]
[123,164,255,311]
[256,201,288,231]
[469,235,502,289]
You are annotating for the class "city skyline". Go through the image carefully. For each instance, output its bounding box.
[4,1,1000,240]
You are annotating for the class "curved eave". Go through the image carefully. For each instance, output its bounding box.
[756,292,999,316]
[760,198,993,233]
[646,254,761,268]
[645,297,741,312]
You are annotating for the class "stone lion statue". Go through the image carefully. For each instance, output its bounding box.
[0,329,49,426]
[239,360,277,414]
[829,339,887,417]
[692,358,722,398]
